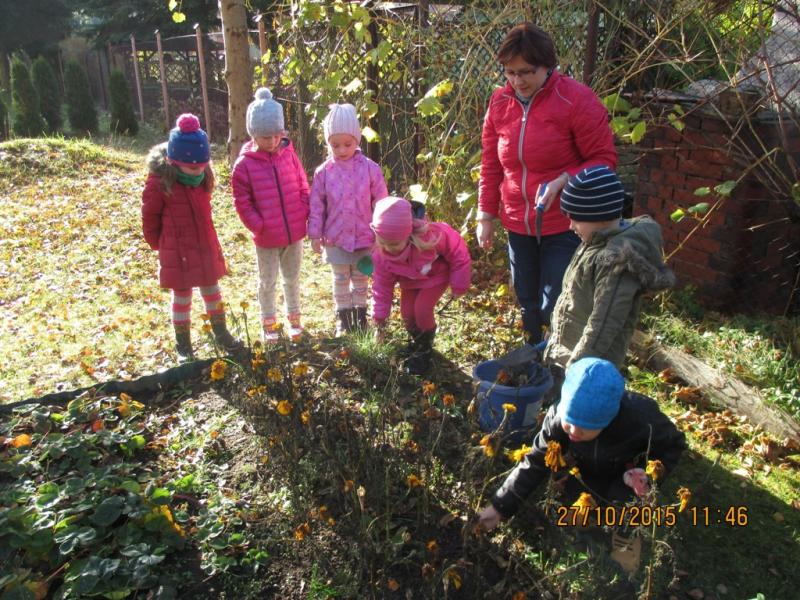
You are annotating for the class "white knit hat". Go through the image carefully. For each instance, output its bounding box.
[323,103,361,144]
[246,87,284,137]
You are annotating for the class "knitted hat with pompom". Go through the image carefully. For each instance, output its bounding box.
[167,113,210,166]
[246,87,285,137]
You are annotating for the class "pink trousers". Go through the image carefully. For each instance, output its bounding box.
[399,282,448,332]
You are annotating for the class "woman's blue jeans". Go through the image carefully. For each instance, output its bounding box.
[507,229,580,344]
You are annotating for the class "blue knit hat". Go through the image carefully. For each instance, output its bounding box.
[560,165,625,222]
[167,113,210,166]
[246,87,284,137]
[557,357,624,430]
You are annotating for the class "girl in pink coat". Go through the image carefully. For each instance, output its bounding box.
[142,113,241,362]
[308,103,388,336]
[232,88,310,342]
[371,197,472,375]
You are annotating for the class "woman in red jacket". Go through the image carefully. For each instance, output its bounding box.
[476,23,617,345]
[142,113,240,362]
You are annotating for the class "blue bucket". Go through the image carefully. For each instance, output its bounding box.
[474,360,552,436]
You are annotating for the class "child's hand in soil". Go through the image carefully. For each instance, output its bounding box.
[623,468,650,497]
[311,239,323,254]
[476,504,502,532]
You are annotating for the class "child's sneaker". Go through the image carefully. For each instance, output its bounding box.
[287,313,304,341]
[262,316,280,344]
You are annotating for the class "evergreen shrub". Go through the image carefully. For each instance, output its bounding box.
[64,60,98,134]
[31,57,62,132]
[11,58,46,137]
[109,69,138,135]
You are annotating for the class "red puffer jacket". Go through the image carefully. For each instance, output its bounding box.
[231,139,310,248]
[479,72,617,237]
[141,146,227,290]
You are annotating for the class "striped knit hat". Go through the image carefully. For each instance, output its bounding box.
[560,165,625,222]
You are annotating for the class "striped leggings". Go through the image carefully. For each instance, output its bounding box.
[331,263,369,311]
[171,284,223,324]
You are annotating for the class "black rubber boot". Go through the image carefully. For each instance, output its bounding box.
[407,328,435,376]
[210,313,243,352]
[399,326,421,360]
[174,322,195,363]
[335,309,352,336]
[352,307,368,333]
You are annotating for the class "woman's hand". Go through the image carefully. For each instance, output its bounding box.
[311,239,323,254]
[476,504,502,532]
[476,219,494,249]
[537,172,570,212]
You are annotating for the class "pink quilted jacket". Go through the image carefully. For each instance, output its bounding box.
[371,222,472,322]
[231,139,310,248]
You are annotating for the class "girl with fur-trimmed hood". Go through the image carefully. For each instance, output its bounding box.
[142,113,240,362]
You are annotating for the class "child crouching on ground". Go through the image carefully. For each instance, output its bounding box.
[371,197,472,375]
[477,357,686,571]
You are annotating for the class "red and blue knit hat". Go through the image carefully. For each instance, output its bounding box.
[167,113,210,167]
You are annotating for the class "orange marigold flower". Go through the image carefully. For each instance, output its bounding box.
[479,434,497,458]
[300,410,310,425]
[646,459,665,481]
[276,400,293,416]
[201,323,213,334]
[343,479,354,493]
[506,444,531,463]
[426,540,438,552]
[294,522,310,541]
[11,434,32,448]
[200,313,210,321]
[406,474,423,488]
[422,380,436,395]
[240,300,250,310]
[327,517,336,526]
[210,359,227,381]
[292,363,309,377]
[569,466,581,478]
[572,492,596,519]
[496,369,511,384]
[502,402,517,413]
[677,487,692,512]
[442,393,455,407]
[92,420,104,432]
[318,506,331,521]
[512,592,527,600]
[544,440,566,471]
[267,367,282,382]
[387,579,400,592]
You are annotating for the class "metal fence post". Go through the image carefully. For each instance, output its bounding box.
[194,24,212,140]
[156,30,171,130]
[366,15,380,162]
[256,13,269,85]
[130,35,145,121]
[415,0,429,179]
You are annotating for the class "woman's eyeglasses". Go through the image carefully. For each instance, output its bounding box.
[503,67,538,80]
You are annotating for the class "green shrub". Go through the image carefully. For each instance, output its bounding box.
[31,56,62,132]
[108,68,138,135]
[10,58,46,137]
[64,60,98,134]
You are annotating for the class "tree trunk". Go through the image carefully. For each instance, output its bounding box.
[629,331,800,443]
[218,0,252,164]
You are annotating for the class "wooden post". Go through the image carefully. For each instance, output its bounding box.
[155,30,171,131]
[415,0,429,179]
[255,13,268,85]
[130,35,145,121]
[366,16,380,162]
[194,24,212,140]
[583,1,599,85]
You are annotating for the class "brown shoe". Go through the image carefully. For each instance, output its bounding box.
[174,322,194,363]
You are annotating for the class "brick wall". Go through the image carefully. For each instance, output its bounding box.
[635,108,800,315]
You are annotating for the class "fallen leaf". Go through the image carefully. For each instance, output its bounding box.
[387,578,400,591]
[773,512,784,523]
[687,589,704,599]
[11,434,32,448]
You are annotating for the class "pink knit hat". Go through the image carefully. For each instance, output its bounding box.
[371,196,412,242]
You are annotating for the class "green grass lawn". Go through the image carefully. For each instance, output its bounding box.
[1,135,799,599]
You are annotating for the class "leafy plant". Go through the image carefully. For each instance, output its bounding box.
[109,69,138,136]
[64,60,98,135]
[31,56,62,133]
[10,57,45,137]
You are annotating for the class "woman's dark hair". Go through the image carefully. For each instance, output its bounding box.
[497,22,557,68]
